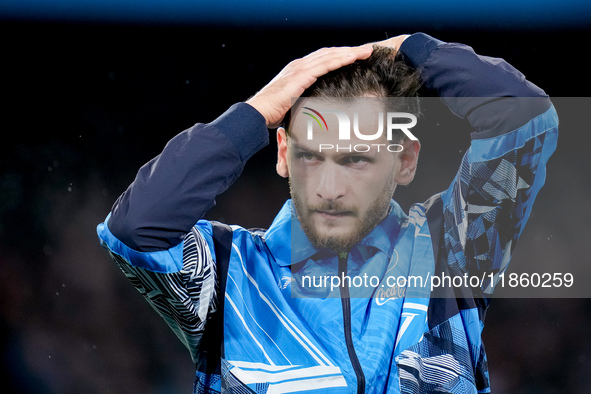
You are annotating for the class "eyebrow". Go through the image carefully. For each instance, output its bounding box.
[289,141,316,153]
[290,140,380,162]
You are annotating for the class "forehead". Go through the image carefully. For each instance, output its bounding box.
[289,97,388,145]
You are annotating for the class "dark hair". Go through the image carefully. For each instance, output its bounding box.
[284,45,422,142]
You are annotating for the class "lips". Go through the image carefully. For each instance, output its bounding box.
[315,210,353,219]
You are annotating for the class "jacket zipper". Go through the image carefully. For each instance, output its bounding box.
[338,251,365,394]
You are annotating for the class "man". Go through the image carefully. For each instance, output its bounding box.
[97,33,558,393]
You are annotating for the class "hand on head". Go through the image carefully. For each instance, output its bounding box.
[246,45,373,129]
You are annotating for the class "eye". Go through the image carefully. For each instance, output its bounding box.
[299,152,315,161]
[342,155,371,165]
[296,151,320,163]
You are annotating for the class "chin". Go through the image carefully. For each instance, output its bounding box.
[312,226,361,251]
[314,222,354,238]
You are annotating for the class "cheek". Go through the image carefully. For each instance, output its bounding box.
[290,164,319,191]
[289,169,305,192]
[359,171,397,199]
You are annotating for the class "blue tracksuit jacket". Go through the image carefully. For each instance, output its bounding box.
[97,33,558,393]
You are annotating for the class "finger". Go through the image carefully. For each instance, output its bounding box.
[300,45,372,65]
[296,45,373,76]
[353,43,374,59]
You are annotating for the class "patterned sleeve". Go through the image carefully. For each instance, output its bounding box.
[399,33,560,295]
[97,103,267,364]
[98,220,218,362]
[441,104,559,294]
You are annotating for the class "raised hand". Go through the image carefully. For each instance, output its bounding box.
[246,45,373,128]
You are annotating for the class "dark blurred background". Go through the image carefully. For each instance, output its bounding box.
[1,1,591,393]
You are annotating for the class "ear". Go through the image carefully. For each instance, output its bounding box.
[395,139,421,186]
[276,127,289,178]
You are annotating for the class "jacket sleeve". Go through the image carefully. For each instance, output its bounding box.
[96,103,269,361]
[108,102,268,253]
[400,33,559,294]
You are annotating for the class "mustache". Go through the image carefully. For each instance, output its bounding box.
[308,201,358,214]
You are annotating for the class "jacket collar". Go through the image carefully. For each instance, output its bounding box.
[265,199,406,267]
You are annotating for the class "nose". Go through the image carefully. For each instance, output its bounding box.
[316,164,345,201]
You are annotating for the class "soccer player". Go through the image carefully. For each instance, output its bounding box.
[97,33,558,393]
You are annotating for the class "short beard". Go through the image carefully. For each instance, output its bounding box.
[291,181,394,253]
